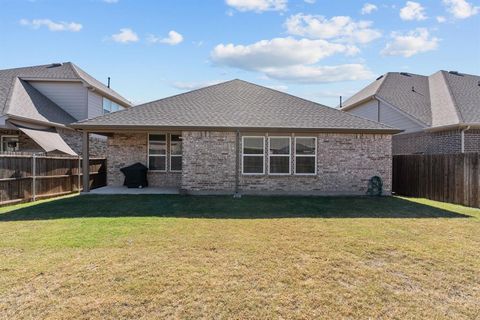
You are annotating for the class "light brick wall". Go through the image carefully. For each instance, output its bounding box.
[181,131,392,195]
[392,129,480,155]
[106,133,181,187]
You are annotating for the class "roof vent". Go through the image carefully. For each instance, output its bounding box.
[48,63,62,68]
[400,72,411,77]
[449,71,462,76]
[376,75,384,81]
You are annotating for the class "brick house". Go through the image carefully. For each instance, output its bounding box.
[0,62,131,155]
[72,80,400,195]
[341,71,480,155]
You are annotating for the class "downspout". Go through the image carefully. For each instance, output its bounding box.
[461,126,471,153]
[234,129,241,198]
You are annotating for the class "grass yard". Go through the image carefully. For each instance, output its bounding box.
[0,195,479,319]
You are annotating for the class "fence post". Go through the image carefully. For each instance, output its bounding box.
[32,153,36,201]
[78,156,81,192]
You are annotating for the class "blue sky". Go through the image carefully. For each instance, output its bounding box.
[0,0,479,106]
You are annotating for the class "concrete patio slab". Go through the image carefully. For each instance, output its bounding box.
[87,186,179,195]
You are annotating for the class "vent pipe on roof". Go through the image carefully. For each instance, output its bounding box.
[339,96,342,108]
[412,86,415,92]
[107,77,111,88]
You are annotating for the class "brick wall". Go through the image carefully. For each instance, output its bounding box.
[393,129,480,155]
[181,131,392,195]
[106,133,181,187]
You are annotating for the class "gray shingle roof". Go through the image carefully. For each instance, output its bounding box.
[342,71,480,128]
[7,78,76,124]
[72,79,398,133]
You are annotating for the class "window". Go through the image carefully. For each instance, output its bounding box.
[148,134,166,171]
[269,137,290,175]
[103,97,124,114]
[1,136,19,152]
[242,136,265,174]
[295,137,316,175]
[170,134,182,172]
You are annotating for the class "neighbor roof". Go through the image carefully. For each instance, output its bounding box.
[72,79,399,133]
[341,71,480,128]
[0,62,131,116]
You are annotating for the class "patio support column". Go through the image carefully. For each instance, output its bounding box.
[234,129,241,198]
[82,131,90,192]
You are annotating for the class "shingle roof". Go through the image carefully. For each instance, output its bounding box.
[72,79,398,133]
[342,71,480,128]
[7,78,76,124]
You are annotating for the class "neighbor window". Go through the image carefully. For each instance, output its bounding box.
[295,137,316,175]
[242,136,265,174]
[170,134,182,172]
[269,137,290,175]
[1,136,19,152]
[103,98,124,114]
[148,134,166,171]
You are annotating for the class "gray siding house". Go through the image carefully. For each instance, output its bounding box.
[341,71,480,155]
[72,80,400,195]
[0,62,131,155]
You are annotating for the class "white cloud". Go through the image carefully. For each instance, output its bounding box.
[361,3,378,15]
[148,30,184,45]
[443,0,479,19]
[381,28,439,57]
[211,37,371,83]
[436,15,447,22]
[261,64,373,83]
[284,14,381,44]
[19,19,82,32]
[400,1,427,20]
[111,28,139,43]
[172,80,223,90]
[225,0,287,12]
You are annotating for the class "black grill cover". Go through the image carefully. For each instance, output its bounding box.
[120,163,148,188]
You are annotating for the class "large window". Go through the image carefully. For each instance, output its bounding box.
[1,136,19,152]
[242,136,265,174]
[295,137,316,175]
[170,134,182,172]
[148,134,167,171]
[269,137,291,175]
[103,98,124,114]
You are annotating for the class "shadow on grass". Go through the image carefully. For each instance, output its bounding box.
[0,194,471,221]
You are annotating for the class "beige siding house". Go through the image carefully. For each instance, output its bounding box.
[342,71,480,155]
[0,62,132,155]
[72,80,400,196]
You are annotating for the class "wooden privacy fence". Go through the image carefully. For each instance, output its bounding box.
[393,153,480,208]
[0,154,106,206]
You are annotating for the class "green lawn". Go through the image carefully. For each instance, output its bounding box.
[0,195,479,319]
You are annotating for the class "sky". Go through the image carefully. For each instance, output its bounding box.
[0,0,479,107]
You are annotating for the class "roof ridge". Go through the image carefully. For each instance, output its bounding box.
[439,70,464,123]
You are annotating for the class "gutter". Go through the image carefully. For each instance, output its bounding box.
[6,114,75,131]
[461,125,471,153]
[424,123,480,133]
[69,124,402,135]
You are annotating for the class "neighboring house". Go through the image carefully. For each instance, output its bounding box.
[341,71,480,155]
[0,62,132,155]
[72,80,400,195]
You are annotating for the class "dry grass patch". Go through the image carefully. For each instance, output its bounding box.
[0,195,479,319]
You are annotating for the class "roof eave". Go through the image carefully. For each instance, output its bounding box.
[425,123,480,132]
[6,114,73,130]
[69,124,402,134]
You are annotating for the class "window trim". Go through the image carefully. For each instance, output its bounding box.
[147,133,167,172]
[294,136,317,176]
[1,135,19,152]
[242,136,265,175]
[169,134,182,173]
[268,136,291,175]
